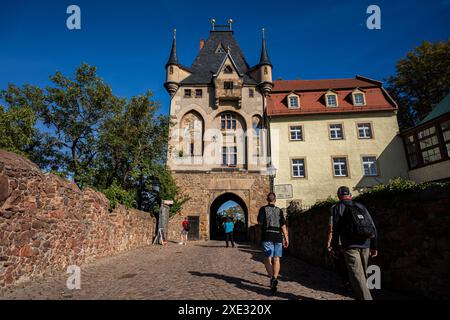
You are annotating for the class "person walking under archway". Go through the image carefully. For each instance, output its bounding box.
[223,217,235,248]
[257,192,289,294]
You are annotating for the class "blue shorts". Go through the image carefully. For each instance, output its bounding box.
[262,241,283,258]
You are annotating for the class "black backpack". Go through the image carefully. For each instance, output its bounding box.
[342,203,376,240]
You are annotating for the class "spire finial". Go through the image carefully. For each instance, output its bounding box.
[228,19,233,31]
[211,18,216,31]
[173,28,176,40]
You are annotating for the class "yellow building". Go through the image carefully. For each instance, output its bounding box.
[267,77,410,209]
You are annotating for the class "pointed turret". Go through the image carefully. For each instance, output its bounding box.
[165,29,189,97]
[258,28,272,67]
[166,29,178,68]
[258,29,273,96]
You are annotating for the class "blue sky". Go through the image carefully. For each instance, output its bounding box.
[1,0,449,115]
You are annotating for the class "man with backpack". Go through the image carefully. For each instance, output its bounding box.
[257,192,289,294]
[327,186,378,300]
[179,217,190,245]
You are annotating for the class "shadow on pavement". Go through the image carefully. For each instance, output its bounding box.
[237,243,353,299]
[188,271,316,300]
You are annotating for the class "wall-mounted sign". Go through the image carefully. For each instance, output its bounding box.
[274,184,293,199]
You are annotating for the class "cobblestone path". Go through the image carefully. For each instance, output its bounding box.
[0,241,403,300]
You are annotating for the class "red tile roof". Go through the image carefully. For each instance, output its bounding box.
[267,76,396,117]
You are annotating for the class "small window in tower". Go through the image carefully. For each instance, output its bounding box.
[190,143,194,156]
[264,67,268,75]
[249,89,254,98]
[169,66,174,74]
[195,89,203,98]
[224,65,233,74]
[224,82,234,90]
[184,89,192,98]
[216,45,226,54]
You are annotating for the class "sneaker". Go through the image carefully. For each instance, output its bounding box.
[270,277,278,294]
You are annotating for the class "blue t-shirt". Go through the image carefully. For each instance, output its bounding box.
[224,221,234,233]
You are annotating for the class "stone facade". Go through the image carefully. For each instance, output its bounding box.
[170,171,269,240]
[164,24,274,241]
[0,151,155,289]
[287,185,450,299]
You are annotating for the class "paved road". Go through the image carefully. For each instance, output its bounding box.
[0,241,402,300]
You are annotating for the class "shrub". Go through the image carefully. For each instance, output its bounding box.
[102,180,136,210]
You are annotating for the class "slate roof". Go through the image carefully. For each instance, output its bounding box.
[166,32,178,67]
[258,30,272,67]
[419,92,450,125]
[180,31,257,85]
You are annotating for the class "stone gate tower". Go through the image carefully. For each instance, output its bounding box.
[164,20,272,240]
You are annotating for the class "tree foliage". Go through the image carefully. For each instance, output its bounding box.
[386,40,450,129]
[0,63,185,215]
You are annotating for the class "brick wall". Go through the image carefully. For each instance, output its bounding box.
[287,186,450,299]
[0,151,155,289]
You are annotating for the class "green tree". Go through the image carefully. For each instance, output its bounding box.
[386,40,450,129]
[0,104,36,155]
[94,91,186,213]
[0,84,59,168]
[1,64,187,216]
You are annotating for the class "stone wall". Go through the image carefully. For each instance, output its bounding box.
[287,185,450,299]
[171,171,270,241]
[0,151,155,289]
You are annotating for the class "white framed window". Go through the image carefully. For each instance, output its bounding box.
[362,156,378,176]
[326,94,337,107]
[221,113,237,130]
[291,159,306,178]
[332,157,348,177]
[222,146,237,166]
[289,126,303,141]
[329,124,344,140]
[357,123,373,139]
[354,93,365,105]
[352,89,366,106]
[288,95,300,108]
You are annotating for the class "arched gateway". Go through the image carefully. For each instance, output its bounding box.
[210,193,248,241]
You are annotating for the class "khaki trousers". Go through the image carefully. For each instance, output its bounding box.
[343,248,373,300]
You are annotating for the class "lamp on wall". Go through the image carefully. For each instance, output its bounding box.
[267,164,277,193]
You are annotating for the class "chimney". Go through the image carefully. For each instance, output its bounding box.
[199,39,205,51]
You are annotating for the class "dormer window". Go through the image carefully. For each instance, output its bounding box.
[325,91,338,107]
[224,65,233,74]
[288,94,300,109]
[352,90,366,106]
